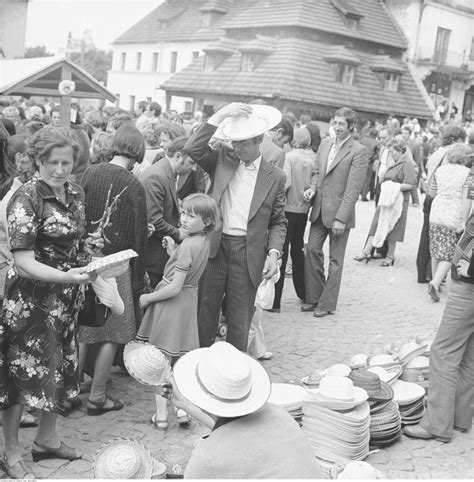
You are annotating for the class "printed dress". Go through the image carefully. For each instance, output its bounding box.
[0,178,87,414]
[137,233,210,357]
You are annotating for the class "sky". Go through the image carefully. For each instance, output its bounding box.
[25,0,161,52]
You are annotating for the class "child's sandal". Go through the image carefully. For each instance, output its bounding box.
[176,409,191,426]
[151,413,168,430]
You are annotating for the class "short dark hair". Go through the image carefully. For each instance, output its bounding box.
[441,124,467,146]
[111,125,145,163]
[149,102,162,117]
[401,125,412,134]
[136,101,148,113]
[166,136,188,157]
[273,118,294,143]
[107,114,133,132]
[334,107,357,132]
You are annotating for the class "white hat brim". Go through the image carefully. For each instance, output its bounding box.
[213,104,282,141]
[307,386,368,411]
[124,341,170,387]
[173,347,271,418]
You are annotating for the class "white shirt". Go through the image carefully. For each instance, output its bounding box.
[327,135,351,172]
[221,156,261,235]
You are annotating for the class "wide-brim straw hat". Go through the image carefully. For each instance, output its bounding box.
[93,438,155,479]
[124,341,171,387]
[398,341,428,366]
[391,379,425,405]
[85,249,138,279]
[330,460,385,479]
[213,104,282,141]
[349,369,394,403]
[367,365,402,385]
[269,383,309,411]
[173,341,271,418]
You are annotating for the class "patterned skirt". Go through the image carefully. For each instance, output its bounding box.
[429,224,461,262]
[0,268,84,413]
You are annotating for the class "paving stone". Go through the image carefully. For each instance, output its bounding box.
[36,458,69,469]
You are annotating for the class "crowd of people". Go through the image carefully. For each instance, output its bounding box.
[0,95,473,478]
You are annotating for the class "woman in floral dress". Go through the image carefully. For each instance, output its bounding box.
[0,127,100,479]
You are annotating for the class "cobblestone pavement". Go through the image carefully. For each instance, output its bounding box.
[1,200,473,479]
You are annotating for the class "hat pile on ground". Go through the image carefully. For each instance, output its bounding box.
[391,379,426,425]
[302,400,371,463]
[268,383,308,426]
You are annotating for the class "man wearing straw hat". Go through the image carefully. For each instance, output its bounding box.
[163,341,322,479]
[184,102,287,351]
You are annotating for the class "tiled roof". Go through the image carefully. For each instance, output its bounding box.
[203,37,239,54]
[200,0,233,13]
[221,0,406,49]
[369,55,406,73]
[322,46,362,65]
[113,0,229,44]
[113,0,405,49]
[161,36,431,118]
[239,36,276,53]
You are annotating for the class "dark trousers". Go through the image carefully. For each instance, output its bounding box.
[198,235,257,351]
[273,212,307,309]
[416,196,433,283]
[147,272,163,290]
[360,165,375,200]
[305,217,350,312]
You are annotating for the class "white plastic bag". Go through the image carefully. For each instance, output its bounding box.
[254,261,281,310]
[90,275,125,315]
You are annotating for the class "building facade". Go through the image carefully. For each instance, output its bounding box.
[384,0,474,121]
[110,0,433,121]
[107,0,227,113]
[0,0,29,59]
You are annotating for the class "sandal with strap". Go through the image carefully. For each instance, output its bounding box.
[380,257,395,267]
[151,413,169,430]
[87,396,124,416]
[32,440,82,462]
[0,453,37,479]
[20,412,38,428]
[176,409,191,426]
[354,253,371,263]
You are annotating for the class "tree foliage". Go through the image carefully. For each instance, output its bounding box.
[69,48,113,83]
[24,45,54,58]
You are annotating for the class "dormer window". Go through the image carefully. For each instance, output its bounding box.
[202,13,213,28]
[241,53,258,72]
[160,21,168,29]
[204,53,226,71]
[383,72,401,92]
[332,63,356,85]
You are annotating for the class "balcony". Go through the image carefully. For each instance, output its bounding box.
[415,45,473,69]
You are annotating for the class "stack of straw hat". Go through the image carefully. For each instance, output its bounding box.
[391,379,426,425]
[348,369,400,448]
[301,363,351,389]
[268,383,309,425]
[93,438,165,479]
[303,376,370,462]
[401,356,429,391]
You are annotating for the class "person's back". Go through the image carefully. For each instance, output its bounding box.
[284,147,314,214]
[184,403,322,479]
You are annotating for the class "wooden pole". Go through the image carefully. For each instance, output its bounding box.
[60,63,72,129]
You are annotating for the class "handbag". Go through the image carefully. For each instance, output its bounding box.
[78,284,109,327]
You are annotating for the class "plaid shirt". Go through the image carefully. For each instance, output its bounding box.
[451,213,474,282]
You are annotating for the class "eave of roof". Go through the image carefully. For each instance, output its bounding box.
[161,37,431,118]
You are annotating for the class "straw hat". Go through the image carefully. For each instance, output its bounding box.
[85,249,138,279]
[398,341,428,365]
[349,354,368,369]
[269,383,309,411]
[367,366,401,385]
[213,104,282,141]
[349,369,393,403]
[325,364,351,377]
[158,445,191,478]
[330,460,385,479]
[391,379,425,405]
[93,438,154,479]
[368,354,396,367]
[307,376,368,410]
[173,341,271,418]
[124,341,171,387]
[405,356,429,370]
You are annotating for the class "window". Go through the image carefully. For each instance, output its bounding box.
[332,63,355,85]
[160,21,168,29]
[184,101,192,112]
[241,52,257,72]
[129,95,135,112]
[152,52,159,71]
[201,13,212,28]
[170,51,178,73]
[433,27,451,64]
[136,52,142,71]
[470,37,474,61]
[383,72,400,92]
[121,52,126,70]
[193,51,200,60]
